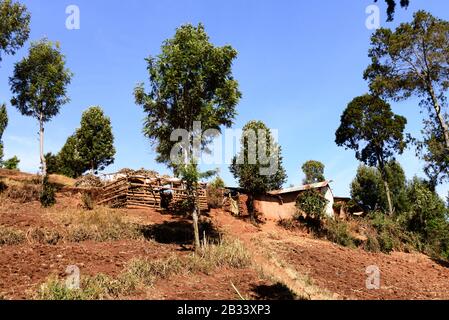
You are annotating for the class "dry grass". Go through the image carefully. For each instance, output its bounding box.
[50,207,142,243]
[0,179,41,203]
[35,238,251,300]
[0,226,26,245]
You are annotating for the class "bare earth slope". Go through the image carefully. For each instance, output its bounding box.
[212,209,449,300]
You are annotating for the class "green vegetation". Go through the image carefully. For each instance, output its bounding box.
[336,94,407,216]
[301,160,325,184]
[2,155,19,170]
[134,23,241,250]
[295,189,328,220]
[207,176,225,209]
[9,39,72,177]
[0,0,30,63]
[365,11,449,188]
[230,120,287,223]
[44,106,115,178]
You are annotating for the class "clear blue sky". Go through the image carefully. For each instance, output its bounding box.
[0,0,448,198]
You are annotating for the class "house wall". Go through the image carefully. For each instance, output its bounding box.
[254,186,335,221]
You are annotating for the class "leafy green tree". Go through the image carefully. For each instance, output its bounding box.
[296,189,329,220]
[302,160,325,184]
[373,0,410,21]
[45,152,59,175]
[9,39,72,177]
[0,104,7,163]
[134,23,241,249]
[0,0,30,63]
[76,106,115,174]
[2,155,19,170]
[336,94,407,215]
[57,134,84,178]
[403,177,449,258]
[364,11,449,184]
[230,120,287,223]
[351,165,384,212]
[351,161,408,213]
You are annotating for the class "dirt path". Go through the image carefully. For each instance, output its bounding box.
[212,209,449,300]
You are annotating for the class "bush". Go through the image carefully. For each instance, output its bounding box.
[37,273,137,300]
[0,180,7,193]
[40,176,56,207]
[324,219,356,248]
[2,156,20,170]
[367,212,419,254]
[207,177,225,209]
[295,189,328,220]
[0,226,26,245]
[27,227,63,245]
[6,183,40,203]
[81,192,94,210]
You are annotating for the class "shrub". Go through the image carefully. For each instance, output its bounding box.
[295,189,328,220]
[2,156,20,170]
[277,218,296,230]
[368,212,418,253]
[81,192,94,210]
[0,180,7,193]
[37,273,137,300]
[27,227,62,245]
[6,183,40,203]
[40,175,56,207]
[0,226,25,245]
[324,219,356,248]
[207,177,225,209]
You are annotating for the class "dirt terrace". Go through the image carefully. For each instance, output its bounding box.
[211,209,449,300]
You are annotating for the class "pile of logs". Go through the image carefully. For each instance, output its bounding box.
[97,173,208,211]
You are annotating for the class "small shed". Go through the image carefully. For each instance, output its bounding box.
[253,181,335,221]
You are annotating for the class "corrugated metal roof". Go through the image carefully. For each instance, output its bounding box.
[268,181,330,195]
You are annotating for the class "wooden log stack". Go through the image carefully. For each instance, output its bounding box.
[97,174,208,212]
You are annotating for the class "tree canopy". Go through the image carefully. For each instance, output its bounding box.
[76,106,115,174]
[134,23,241,168]
[374,0,410,21]
[0,0,30,63]
[9,39,72,176]
[230,120,287,222]
[336,94,407,215]
[302,160,325,184]
[364,11,449,185]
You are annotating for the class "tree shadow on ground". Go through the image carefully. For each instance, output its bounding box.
[431,258,449,269]
[140,219,221,246]
[251,282,303,300]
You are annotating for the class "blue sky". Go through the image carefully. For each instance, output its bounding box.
[0,0,448,198]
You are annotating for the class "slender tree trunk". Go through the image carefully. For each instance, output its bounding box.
[183,141,201,252]
[192,190,201,252]
[247,194,256,223]
[378,160,393,216]
[39,114,46,178]
[428,85,449,150]
[383,180,394,216]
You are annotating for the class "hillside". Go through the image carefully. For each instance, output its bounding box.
[0,171,449,300]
